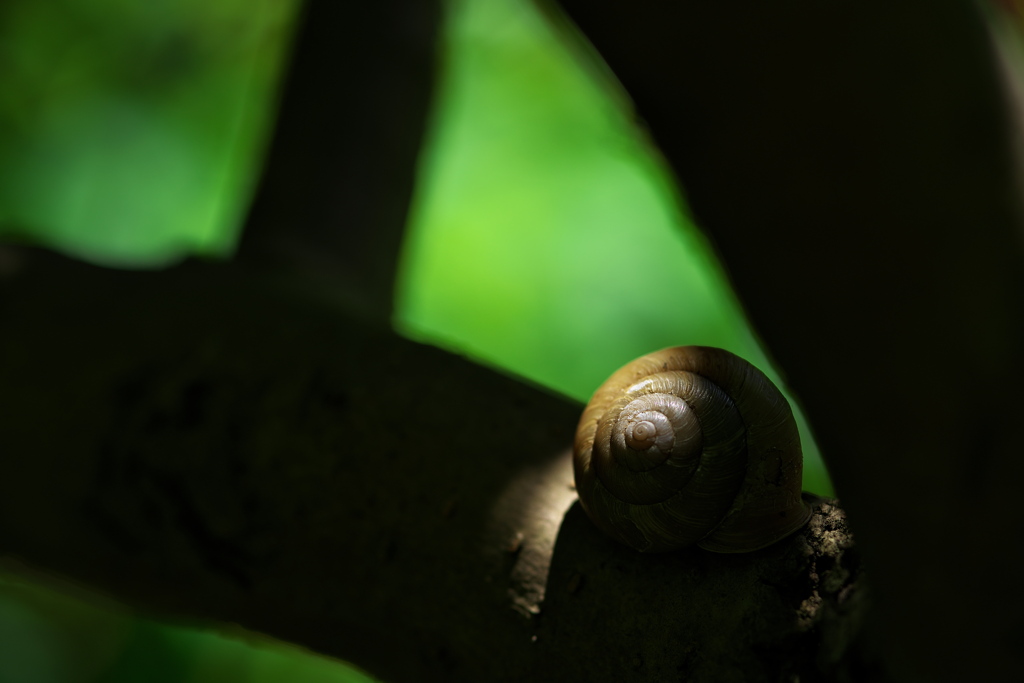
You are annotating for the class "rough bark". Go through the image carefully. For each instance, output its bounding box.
[548,1,1024,681]
[0,251,865,682]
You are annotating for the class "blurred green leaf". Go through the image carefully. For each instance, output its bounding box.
[0,575,378,683]
[0,0,297,266]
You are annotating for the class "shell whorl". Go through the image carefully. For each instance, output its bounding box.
[573,346,811,553]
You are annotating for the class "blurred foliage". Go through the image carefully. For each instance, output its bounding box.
[0,575,377,683]
[0,0,848,680]
[0,0,296,266]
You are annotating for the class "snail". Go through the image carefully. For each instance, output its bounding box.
[573,346,811,553]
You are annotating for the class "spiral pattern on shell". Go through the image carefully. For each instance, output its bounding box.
[573,346,811,553]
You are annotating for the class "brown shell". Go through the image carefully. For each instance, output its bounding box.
[573,346,811,553]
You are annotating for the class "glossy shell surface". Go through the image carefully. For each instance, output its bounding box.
[573,346,811,553]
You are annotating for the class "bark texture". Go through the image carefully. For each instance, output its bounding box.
[538,497,870,683]
[0,251,866,682]
[0,251,574,681]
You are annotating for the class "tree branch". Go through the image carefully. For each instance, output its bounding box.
[0,251,864,682]
[0,250,573,680]
[549,0,1024,680]
[235,0,441,321]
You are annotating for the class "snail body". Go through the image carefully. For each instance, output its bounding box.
[573,346,811,553]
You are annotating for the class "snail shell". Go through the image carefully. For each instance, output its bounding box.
[573,346,811,553]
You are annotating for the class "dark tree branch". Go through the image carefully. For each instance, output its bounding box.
[235,0,441,321]
[0,251,574,681]
[549,0,1024,680]
[0,252,864,683]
